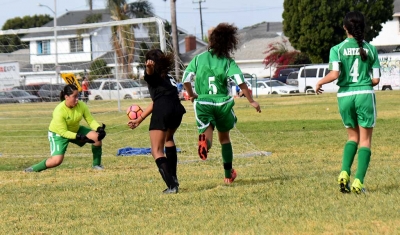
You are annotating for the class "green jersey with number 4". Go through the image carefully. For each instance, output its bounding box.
[182,50,244,97]
[329,38,380,88]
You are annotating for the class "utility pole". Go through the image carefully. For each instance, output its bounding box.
[170,0,180,81]
[193,0,206,40]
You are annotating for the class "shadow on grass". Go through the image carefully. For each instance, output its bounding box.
[367,182,400,193]
[179,175,293,193]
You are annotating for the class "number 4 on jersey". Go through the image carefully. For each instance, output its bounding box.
[349,58,359,83]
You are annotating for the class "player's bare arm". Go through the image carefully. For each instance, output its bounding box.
[183,82,198,102]
[239,83,261,112]
[316,70,339,94]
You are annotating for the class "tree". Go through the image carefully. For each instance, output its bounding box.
[86,0,93,10]
[106,0,154,78]
[163,0,180,80]
[0,15,53,53]
[2,15,53,30]
[263,39,311,77]
[89,58,112,79]
[283,0,394,63]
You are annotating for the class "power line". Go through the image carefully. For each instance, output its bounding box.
[192,0,206,40]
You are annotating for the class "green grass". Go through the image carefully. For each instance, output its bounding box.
[1,92,400,234]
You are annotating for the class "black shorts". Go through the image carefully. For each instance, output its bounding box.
[149,100,186,131]
[83,91,89,98]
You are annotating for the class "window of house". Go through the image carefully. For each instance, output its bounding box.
[69,38,83,52]
[37,40,50,55]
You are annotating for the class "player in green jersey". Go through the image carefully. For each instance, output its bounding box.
[316,11,380,194]
[24,84,107,172]
[182,23,261,184]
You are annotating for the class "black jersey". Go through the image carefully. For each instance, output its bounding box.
[144,73,179,102]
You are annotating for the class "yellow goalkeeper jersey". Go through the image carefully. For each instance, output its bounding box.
[48,100,100,139]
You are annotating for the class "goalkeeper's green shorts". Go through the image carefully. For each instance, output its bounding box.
[48,126,92,156]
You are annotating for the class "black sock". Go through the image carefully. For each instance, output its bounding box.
[155,157,176,188]
[165,146,177,178]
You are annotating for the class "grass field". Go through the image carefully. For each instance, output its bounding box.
[1,91,400,234]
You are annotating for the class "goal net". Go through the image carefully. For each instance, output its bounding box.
[0,17,269,163]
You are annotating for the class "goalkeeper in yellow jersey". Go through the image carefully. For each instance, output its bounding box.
[24,84,107,172]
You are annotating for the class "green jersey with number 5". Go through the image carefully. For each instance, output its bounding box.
[329,38,380,88]
[182,50,244,97]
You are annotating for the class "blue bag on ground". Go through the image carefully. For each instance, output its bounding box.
[116,147,181,156]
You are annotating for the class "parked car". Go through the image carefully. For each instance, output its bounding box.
[297,64,336,93]
[88,79,150,100]
[38,84,66,102]
[272,68,299,84]
[286,71,299,86]
[253,79,299,95]
[0,91,16,104]
[13,83,48,101]
[243,73,257,88]
[0,89,41,103]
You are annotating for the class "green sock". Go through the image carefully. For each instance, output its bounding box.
[221,143,233,178]
[355,147,371,184]
[92,145,102,166]
[32,159,48,172]
[341,141,358,175]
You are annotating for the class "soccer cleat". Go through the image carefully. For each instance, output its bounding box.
[224,169,237,184]
[163,186,179,194]
[24,167,34,173]
[338,171,350,193]
[92,165,105,170]
[351,178,366,194]
[198,133,208,160]
[172,176,179,188]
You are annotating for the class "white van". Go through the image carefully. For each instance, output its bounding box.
[297,64,338,93]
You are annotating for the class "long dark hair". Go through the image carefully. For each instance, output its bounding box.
[145,49,174,79]
[60,84,78,101]
[344,11,367,61]
[208,23,239,59]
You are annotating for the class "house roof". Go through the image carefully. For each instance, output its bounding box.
[395,0,400,13]
[0,49,30,68]
[23,9,112,38]
[180,21,284,64]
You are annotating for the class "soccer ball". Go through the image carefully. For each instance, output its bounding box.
[126,104,143,120]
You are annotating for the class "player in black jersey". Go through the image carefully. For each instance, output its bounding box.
[128,49,186,194]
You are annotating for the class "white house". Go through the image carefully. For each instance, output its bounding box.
[370,0,400,53]
[10,9,207,85]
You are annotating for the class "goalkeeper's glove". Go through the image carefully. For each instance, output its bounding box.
[76,133,95,143]
[96,124,106,141]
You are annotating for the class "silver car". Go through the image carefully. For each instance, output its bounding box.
[0,90,41,103]
[286,71,299,86]
[88,79,150,100]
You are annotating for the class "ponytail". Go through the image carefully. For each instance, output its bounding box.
[60,90,65,101]
[343,11,367,61]
[60,84,78,101]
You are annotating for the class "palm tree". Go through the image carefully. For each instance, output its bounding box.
[106,0,155,78]
[163,0,180,80]
[86,0,93,10]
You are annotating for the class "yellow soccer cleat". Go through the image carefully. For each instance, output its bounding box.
[338,171,350,193]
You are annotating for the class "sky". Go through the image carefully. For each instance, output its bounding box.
[0,0,284,38]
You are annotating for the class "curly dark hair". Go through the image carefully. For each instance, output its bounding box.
[208,23,239,59]
[344,11,367,61]
[145,49,174,79]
